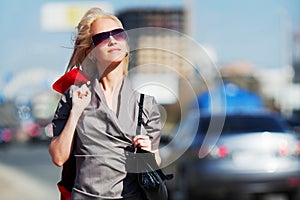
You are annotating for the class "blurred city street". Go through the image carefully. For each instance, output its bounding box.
[0,1,300,200]
[0,143,60,200]
[0,142,299,200]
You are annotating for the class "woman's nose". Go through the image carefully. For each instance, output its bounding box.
[108,36,117,46]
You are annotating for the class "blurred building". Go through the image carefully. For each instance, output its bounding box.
[118,8,192,77]
[219,61,260,94]
[118,8,184,33]
[117,8,193,127]
[292,31,300,83]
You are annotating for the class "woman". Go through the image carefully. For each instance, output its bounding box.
[49,7,162,200]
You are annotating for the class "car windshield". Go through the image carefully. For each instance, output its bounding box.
[198,114,289,134]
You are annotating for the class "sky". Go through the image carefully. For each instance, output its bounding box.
[193,0,300,68]
[0,0,299,97]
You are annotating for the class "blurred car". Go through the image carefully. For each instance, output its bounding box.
[0,127,14,145]
[165,111,300,200]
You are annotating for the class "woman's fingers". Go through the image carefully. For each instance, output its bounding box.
[76,84,90,99]
[72,84,91,111]
[132,135,151,151]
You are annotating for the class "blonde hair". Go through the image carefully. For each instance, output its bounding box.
[66,7,129,78]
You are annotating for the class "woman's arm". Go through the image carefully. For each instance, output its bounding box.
[49,84,91,166]
[153,150,162,166]
[49,109,81,166]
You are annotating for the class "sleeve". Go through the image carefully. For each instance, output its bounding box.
[51,89,73,137]
[143,96,162,151]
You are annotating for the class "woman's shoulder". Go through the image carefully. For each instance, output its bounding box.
[136,92,159,111]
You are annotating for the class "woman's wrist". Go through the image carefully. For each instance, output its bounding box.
[70,108,83,121]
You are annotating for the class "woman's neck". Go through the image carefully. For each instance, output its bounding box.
[99,62,124,94]
[99,62,125,112]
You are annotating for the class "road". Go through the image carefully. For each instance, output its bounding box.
[0,142,61,200]
[0,142,298,200]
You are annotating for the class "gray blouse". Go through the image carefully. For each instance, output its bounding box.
[52,77,161,199]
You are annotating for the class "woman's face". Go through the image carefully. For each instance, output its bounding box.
[90,18,128,67]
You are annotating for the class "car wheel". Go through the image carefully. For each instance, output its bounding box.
[174,164,192,200]
[287,190,300,200]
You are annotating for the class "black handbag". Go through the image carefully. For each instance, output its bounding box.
[135,93,173,200]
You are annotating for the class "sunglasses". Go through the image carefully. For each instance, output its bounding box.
[92,28,127,46]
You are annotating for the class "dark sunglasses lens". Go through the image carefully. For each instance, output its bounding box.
[92,32,110,46]
[92,29,127,46]
[111,29,127,41]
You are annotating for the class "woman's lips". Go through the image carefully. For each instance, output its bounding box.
[108,48,121,53]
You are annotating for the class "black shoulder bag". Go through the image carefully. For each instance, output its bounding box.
[136,93,173,200]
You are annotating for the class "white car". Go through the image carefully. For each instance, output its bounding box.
[165,112,300,200]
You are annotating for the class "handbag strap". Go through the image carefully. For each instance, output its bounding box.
[136,93,144,135]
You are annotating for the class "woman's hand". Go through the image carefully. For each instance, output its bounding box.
[132,135,151,152]
[72,83,91,116]
[132,135,162,166]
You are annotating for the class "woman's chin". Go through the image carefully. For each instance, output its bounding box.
[110,53,126,63]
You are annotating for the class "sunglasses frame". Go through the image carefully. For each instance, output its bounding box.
[91,28,127,47]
